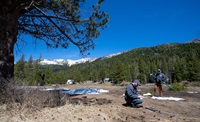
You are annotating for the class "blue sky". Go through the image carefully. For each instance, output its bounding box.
[14,0,200,62]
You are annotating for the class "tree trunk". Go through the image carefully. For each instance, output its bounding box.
[0,1,18,80]
[0,1,19,103]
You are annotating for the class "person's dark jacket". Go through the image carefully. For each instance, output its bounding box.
[154,72,166,83]
[125,83,139,101]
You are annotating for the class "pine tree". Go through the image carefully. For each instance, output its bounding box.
[138,59,148,83]
[32,58,43,85]
[14,55,25,80]
[111,60,126,84]
[24,55,34,84]
[44,66,53,84]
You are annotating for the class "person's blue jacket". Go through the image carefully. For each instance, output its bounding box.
[125,83,139,100]
[154,72,166,83]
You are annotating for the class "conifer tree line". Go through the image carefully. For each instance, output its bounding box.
[14,43,200,85]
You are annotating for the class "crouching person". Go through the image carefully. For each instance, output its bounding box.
[124,79,143,108]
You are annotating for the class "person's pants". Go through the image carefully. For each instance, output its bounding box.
[154,82,162,96]
[125,98,143,106]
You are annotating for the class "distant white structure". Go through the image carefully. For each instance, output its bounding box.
[104,78,110,82]
[66,79,74,84]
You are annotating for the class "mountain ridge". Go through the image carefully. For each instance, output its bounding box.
[39,38,199,66]
[39,52,124,66]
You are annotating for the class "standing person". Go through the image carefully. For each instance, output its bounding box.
[124,79,143,108]
[151,69,166,96]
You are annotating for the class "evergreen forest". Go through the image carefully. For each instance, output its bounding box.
[14,42,200,86]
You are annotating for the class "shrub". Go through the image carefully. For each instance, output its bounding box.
[171,82,186,91]
[0,78,68,110]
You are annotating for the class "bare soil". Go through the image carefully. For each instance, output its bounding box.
[0,83,200,122]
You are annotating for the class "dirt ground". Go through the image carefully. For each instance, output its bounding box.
[0,82,200,122]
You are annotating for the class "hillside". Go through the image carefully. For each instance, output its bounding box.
[14,41,200,85]
[55,42,200,82]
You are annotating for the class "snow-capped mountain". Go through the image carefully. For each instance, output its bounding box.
[102,51,128,59]
[186,38,200,43]
[104,52,122,58]
[40,58,97,66]
[39,51,126,66]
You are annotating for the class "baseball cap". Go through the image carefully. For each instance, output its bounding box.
[133,79,141,86]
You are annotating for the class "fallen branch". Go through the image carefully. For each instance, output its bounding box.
[145,107,176,118]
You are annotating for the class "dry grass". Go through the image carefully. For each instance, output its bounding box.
[0,79,69,111]
[0,82,200,122]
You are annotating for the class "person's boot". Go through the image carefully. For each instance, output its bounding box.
[125,102,133,107]
[135,104,143,108]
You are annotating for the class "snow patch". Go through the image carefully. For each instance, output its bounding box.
[187,91,198,93]
[99,89,109,93]
[143,93,152,96]
[152,96,185,101]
